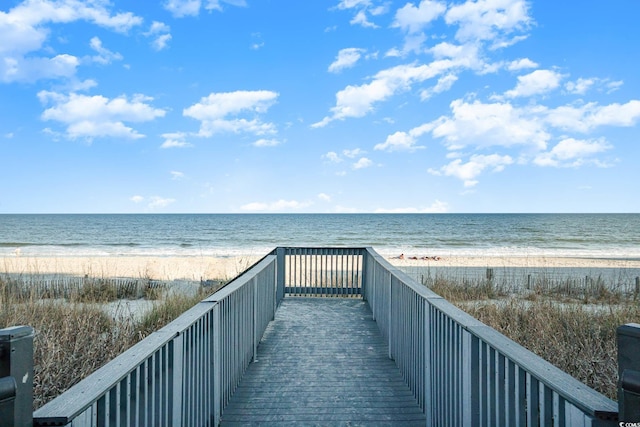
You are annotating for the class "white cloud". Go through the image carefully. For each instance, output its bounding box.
[164,0,201,17]
[328,48,365,73]
[89,37,122,65]
[375,200,449,213]
[420,73,458,100]
[207,0,248,11]
[161,132,193,148]
[313,62,454,127]
[343,148,363,158]
[131,195,176,209]
[184,90,279,136]
[504,69,564,98]
[240,199,313,212]
[375,122,432,152]
[145,22,172,51]
[534,138,612,167]
[0,0,141,82]
[336,0,371,9]
[1,54,79,83]
[445,0,532,47]
[164,0,246,17]
[318,193,332,202]
[565,78,595,95]
[352,157,373,169]
[430,99,550,150]
[350,10,378,28]
[253,138,281,147]
[323,151,343,163]
[392,0,446,34]
[170,171,185,180]
[429,153,513,187]
[39,92,166,140]
[149,196,176,209]
[507,58,538,71]
[546,100,640,133]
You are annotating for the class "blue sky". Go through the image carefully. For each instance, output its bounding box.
[1,0,639,213]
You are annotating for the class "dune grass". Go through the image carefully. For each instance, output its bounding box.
[0,277,218,409]
[426,275,640,400]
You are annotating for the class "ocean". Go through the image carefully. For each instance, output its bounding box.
[0,213,639,260]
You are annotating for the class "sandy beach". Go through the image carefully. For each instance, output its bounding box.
[2,254,640,282]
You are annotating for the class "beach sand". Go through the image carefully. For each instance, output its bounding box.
[2,254,639,281]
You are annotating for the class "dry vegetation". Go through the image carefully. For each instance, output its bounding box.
[0,277,218,409]
[426,274,640,400]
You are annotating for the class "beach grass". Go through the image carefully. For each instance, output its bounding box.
[0,276,218,409]
[426,274,640,400]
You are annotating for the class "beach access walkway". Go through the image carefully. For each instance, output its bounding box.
[5,247,630,426]
[220,297,426,426]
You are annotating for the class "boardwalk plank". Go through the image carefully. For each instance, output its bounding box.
[220,297,426,426]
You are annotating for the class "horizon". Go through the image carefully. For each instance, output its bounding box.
[1,1,639,214]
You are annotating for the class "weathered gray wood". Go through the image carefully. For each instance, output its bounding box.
[220,298,425,426]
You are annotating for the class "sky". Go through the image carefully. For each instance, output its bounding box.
[1,0,639,214]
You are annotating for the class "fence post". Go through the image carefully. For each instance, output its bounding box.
[618,323,640,422]
[0,326,34,427]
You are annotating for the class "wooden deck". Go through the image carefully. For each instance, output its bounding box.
[220,297,426,426]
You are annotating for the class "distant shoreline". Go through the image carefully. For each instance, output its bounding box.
[2,255,640,282]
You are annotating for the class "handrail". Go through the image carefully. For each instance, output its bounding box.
[33,255,277,426]
[363,248,619,426]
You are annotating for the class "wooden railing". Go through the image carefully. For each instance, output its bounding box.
[2,247,638,425]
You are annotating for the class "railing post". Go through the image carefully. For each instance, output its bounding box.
[171,332,183,426]
[361,248,368,301]
[0,326,34,427]
[276,247,285,304]
[212,303,221,426]
[618,323,640,422]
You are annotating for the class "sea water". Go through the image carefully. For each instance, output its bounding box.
[0,213,639,259]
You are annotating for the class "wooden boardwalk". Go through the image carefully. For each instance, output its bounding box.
[221,297,426,426]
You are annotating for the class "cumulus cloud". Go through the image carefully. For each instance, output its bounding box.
[1,54,79,83]
[352,157,373,169]
[39,91,166,140]
[0,0,141,82]
[313,62,453,127]
[184,90,279,136]
[507,58,538,71]
[429,154,513,187]
[504,69,565,98]
[323,151,343,163]
[161,132,193,148]
[420,73,458,100]
[445,0,532,48]
[145,22,172,51]
[430,99,550,150]
[240,199,313,212]
[391,0,446,34]
[318,193,332,202]
[170,171,185,180]
[374,122,432,152]
[328,48,366,73]
[253,138,281,147]
[545,100,640,133]
[343,148,364,158]
[534,138,612,167]
[89,37,123,65]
